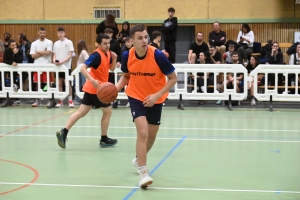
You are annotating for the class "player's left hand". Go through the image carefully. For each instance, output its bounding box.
[111,51,117,60]
[144,94,160,107]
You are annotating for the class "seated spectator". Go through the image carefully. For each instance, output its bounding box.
[149,30,162,49]
[188,32,209,64]
[267,42,284,86]
[209,21,226,61]
[217,52,243,105]
[118,21,130,46]
[3,33,11,49]
[121,36,133,56]
[245,56,260,106]
[223,44,235,63]
[206,45,222,64]
[289,44,300,87]
[236,23,254,64]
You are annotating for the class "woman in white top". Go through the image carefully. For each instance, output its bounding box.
[288,44,300,86]
[76,40,89,98]
[236,23,255,64]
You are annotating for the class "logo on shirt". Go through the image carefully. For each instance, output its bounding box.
[130,72,156,77]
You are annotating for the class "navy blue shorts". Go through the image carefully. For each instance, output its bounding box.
[128,96,163,125]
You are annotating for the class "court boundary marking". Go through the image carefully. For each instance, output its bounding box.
[0,159,39,196]
[0,182,299,195]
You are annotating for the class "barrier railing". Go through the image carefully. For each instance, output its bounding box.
[72,64,250,111]
[0,63,72,108]
[250,64,300,111]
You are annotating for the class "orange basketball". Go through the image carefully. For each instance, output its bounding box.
[96,82,118,104]
[163,51,169,58]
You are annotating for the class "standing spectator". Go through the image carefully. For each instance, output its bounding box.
[0,39,4,62]
[76,40,89,100]
[118,21,130,46]
[18,33,33,63]
[3,39,24,105]
[246,56,259,106]
[188,32,209,64]
[161,7,178,63]
[3,33,11,49]
[236,23,254,64]
[96,13,119,40]
[53,27,75,108]
[30,27,53,107]
[209,22,226,61]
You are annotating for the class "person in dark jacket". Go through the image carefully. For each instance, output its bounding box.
[18,33,34,63]
[209,22,226,61]
[96,13,119,40]
[118,21,130,46]
[161,7,177,63]
[266,42,284,86]
[3,32,11,49]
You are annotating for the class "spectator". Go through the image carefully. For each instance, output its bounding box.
[18,33,33,63]
[3,33,11,49]
[118,21,130,46]
[289,44,300,87]
[53,27,75,108]
[121,36,133,56]
[207,45,222,64]
[30,27,53,107]
[236,23,254,64]
[3,39,24,106]
[267,42,283,64]
[96,13,119,40]
[161,7,178,63]
[209,21,226,61]
[245,56,259,106]
[223,44,235,63]
[188,32,209,64]
[0,39,4,62]
[150,30,162,49]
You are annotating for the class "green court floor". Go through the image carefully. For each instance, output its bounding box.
[0,106,300,200]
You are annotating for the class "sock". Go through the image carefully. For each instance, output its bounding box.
[68,96,72,101]
[101,135,108,142]
[138,166,147,171]
[251,95,254,99]
[62,128,69,137]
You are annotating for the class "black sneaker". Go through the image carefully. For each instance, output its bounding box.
[100,137,118,147]
[56,129,67,149]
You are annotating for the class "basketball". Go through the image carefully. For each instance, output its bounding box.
[163,51,169,58]
[96,82,118,104]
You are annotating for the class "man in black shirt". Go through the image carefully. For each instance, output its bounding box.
[207,45,222,64]
[209,22,226,62]
[188,32,209,64]
[149,30,161,49]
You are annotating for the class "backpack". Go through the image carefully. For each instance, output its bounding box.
[286,42,299,55]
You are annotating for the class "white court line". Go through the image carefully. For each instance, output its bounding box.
[0,182,299,194]
[3,135,300,143]
[0,125,299,132]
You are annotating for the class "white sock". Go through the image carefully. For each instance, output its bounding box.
[138,166,147,171]
[68,96,72,101]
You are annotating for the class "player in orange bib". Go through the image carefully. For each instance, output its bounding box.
[116,24,177,187]
[56,33,118,149]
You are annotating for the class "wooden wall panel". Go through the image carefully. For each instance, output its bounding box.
[1,23,299,65]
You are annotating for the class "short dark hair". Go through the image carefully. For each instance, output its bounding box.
[96,33,110,44]
[8,39,16,46]
[4,32,11,38]
[19,33,27,41]
[57,27,65,32]
[129,24,146,38]
[124,36,131,42]
[231,51,239,57]
[209,45,216,49]
[104,28,113,34]
[39,27,46,31]
[168,7,175,12]
[152,30,161,40]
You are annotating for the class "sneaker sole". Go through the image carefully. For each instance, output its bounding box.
[140,180,153,188]
[99,140,118,147]
[56,131,66,149]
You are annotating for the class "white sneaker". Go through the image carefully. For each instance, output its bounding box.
[46,101,51,108]
[125,102,130,107]
[216,100,222,105]
[132,157,139,174]
[13,84,18,92]
[69,100,74,108]
[32,99,41,107]
[251,98,256,106]
[138,168,153,188]
[55,100,63,108]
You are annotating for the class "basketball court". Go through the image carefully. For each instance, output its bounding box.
[1,105,300,199]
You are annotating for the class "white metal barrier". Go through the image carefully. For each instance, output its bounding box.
[250,64,300,111]
[0,63,72,100]
[72,64,250,110]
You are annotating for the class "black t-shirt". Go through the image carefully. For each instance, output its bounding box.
[207,52,222,63]
[246,65,256,74]
[149,42,159,49]
[189,42,209,60]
